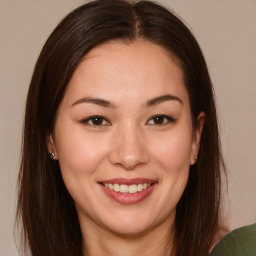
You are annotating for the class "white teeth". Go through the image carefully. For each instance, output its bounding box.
[120,184,128,193]
[128,184,138,194]
[103,182,152,194]
[113,183,120,192]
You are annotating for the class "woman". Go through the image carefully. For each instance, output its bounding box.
[17,0,226,255]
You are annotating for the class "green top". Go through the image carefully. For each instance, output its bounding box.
[210,223,256,256]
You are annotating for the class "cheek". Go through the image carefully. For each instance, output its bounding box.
[54,126,108,181]
[150,128,193,172]
[148,128,192,213]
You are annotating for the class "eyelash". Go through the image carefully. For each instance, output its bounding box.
[81,115,176,127]
[81,116,110,126]
[147,115,177,125]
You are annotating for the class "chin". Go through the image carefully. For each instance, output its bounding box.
[98,209,169,238]
[105,221,154,238]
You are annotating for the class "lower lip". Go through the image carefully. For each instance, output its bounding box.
[99,183,156,204]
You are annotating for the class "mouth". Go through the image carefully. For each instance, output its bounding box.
[98,178,157,204]
[100,182,153,194]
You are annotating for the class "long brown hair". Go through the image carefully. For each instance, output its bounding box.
[17,0,225,255]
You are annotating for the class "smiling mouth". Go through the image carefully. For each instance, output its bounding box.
[98,178,157,204]
[100,182,153,194]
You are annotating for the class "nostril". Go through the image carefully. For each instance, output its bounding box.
[109,149,149,171]
[108,132,150,170]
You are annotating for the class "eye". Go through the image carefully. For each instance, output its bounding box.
[147,115,176,125]
[82,116,110,126]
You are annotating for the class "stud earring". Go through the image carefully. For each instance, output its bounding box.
[194,155,198,162]
[49,152,55,159]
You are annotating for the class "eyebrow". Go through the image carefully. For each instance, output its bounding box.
[145,94,183,107]
[71,97,117,108]
[71,94,183,108]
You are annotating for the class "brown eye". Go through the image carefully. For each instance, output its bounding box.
[91,117,104,125]
[147,115,176,125]
[152,116,165,124]
[82,116,110,126]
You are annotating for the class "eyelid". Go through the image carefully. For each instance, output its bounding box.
[80,114,176,126]
[81,115,111,126]
[146,114,177,125]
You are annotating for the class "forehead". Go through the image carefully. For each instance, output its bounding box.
[62,40,188,107]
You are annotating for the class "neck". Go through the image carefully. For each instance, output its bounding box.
[81,220,175,256]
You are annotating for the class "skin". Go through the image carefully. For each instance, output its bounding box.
[48,40,204,256]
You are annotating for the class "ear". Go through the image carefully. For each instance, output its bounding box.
[46,133,58,160]
[190,112,205,165]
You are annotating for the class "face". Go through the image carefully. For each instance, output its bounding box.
[48,40,203,237]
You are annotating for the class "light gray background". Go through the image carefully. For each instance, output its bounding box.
[1,1,255,255]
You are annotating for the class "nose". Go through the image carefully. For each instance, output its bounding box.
[108,126,149,170]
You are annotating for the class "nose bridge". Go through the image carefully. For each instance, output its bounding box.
[109,122,149,170]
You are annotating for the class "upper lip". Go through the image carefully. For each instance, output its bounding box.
[99,178,157,185]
